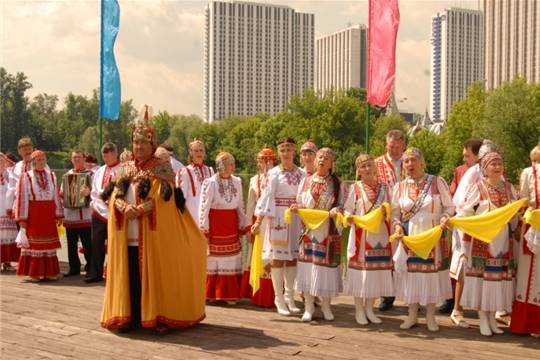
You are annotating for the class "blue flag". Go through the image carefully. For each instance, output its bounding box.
[100,0,121,120]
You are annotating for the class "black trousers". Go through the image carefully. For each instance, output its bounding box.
[66,227,92,273]
[87,216,107,279]
[128,246,142,327]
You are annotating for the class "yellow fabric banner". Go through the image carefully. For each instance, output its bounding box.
[448,198,527,243]
[249,233,264,295]
[57,224,65,238]
[390,226,443,260]
[285,208,343,230]
[524,208,540,231]
[343,202,391,233]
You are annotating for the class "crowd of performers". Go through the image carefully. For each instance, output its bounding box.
[1,106,538,337]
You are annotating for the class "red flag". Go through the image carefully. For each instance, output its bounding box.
[367,0,400,107]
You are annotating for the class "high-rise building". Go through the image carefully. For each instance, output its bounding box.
[484,0,540,90]
[429,8,484,121]
[315,25,367,95]
[204,0,314,122]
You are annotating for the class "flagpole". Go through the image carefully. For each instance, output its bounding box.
[365,103,370,153]
[99,0,104,163]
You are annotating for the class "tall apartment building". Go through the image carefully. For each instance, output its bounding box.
[204,0,314,122]
[429,8,484,121]
[484,0,540,90]
[315,25,368,95]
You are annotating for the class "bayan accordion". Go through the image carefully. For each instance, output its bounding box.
[62,173,91,208]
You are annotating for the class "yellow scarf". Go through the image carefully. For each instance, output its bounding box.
[284,208,344,230]
[448,197,527,243]
[343,202,391,233]
[389,198,527,260]
[524,208,540,231]
[249,233,264,295]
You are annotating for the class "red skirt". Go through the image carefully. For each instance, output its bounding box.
[17,249,59,278]
[26,200,61,250]
[206,273,242,301]
[240,271,275,308]
[511,300,540,334]
[208,209,241,256]
[1,243,20,263]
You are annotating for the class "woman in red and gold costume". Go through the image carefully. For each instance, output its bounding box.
[199,151,247,303]
[240,146,276,307]
[100,105,206,333]
[15,150,63,281]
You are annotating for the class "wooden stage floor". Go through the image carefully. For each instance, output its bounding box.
[1,269,539,359]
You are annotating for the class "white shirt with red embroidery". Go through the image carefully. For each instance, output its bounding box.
[176,163,214,223]
[90,162,121,221]
[198,174,246,233]
[15,169,63,221]
[6,160,51,213]
[375,153,403,190]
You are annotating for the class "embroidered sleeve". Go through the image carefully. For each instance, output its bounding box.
[437,176,455,218]
[138,199,154,215]
[114,198,128,213]
[296,177,307,208]
[343,183,357,217]
[14,172,29,221]
[52,172,64,218]
[198,177,215,232]
[245,176,257,223]
[255,170,277,218]
[458,183,481,217]
[518,168,531,200]
[390,181,402,228]
[236,177,247,229]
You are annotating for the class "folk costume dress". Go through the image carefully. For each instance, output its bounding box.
[0,167,20,263]
[101,157,206,330]
[256,165,305,263]
[239,173,275,307]
[511,164,540,334]
[15,169,63,278]
[391,175,454,305]
[176,163,214,224]
[458,179,517,313]
[295,174,344,299]
[344,181,394,299]
[199,174,246,301]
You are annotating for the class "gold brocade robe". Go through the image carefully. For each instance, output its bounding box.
[100,159,207,329]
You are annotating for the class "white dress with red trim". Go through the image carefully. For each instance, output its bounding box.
[60,168,93,229]
[176,164,214,225]
[343,181,394,299]
[511,165,540,334]
[90,162,121,222]
[15,169,63,278]
[0,168,19,263]
[459,179,517,312]
[239,173,275,307]
[391,175,454,305]
[199,174,246,301]
[255,166,305,262]
[294,174,344,298]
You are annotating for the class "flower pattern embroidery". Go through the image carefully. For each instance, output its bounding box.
[218,177,238,203]
[283,169,302,186]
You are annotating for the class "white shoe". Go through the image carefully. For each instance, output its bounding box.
[489,311,504,334]
[302,293,315,322]
[450,310,470,328]
[478,310,492,337]
[284,266,301,314]
[321,298,334,321]
[354,297,368,325]
[270,268,290,316]
[400,304,418,329]
[425,304,439,332]
[365,298,382,324]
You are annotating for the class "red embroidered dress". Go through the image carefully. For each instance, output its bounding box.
[199,174,246,301]
[511,164,540,334]
[15,169,63,278]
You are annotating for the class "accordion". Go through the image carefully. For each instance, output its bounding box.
[62,173,91,208]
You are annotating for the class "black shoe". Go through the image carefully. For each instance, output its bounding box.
[63,271,80,277]
[84,276,103,283]
[378,297,395,311]
[438,298,454,314]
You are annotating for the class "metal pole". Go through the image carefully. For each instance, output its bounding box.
[364,103,370,153]
[99,0,104,163]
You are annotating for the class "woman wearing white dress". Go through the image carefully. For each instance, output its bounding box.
[344,154,393,325]
[199,152,246,303]
[391,147,454,332]
[459,151,518,336]
[290,147,344,322]
[252,137,305,316]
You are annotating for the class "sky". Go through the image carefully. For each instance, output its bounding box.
[1,0,480,117]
